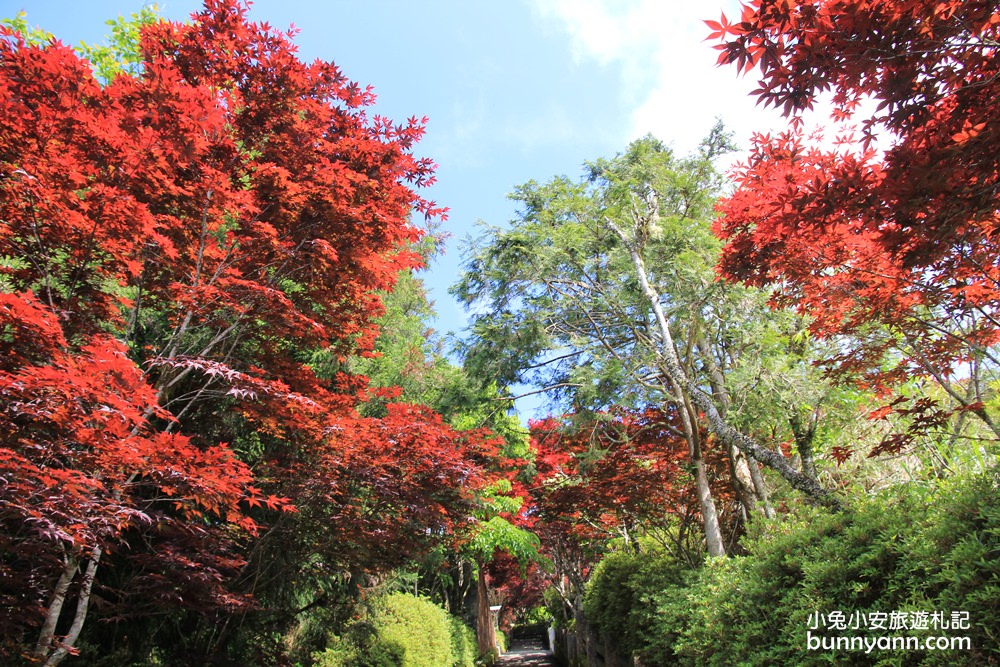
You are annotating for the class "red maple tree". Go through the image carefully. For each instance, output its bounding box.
[0,292,264,664]
[523,408,737,631]
[288,403,505,573]
[709,0,1000,444]
[0,1,462,662]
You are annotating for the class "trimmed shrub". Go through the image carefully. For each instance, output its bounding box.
[313,636,403,667]
[583,549,691,664]
[314,593,469,667]
[313,622,404,667]
[372,593,455,667]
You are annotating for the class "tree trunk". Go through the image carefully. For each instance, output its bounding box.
[790,412,819,482]
[694,457,726,557]
[606,217,839,509]
[746,455,775,519]
[695,335,765,519]
[34,554,78,662]
[604,631,620,667]
[727,444,759,517]
[35,545,103,667]
[476,563,498,660]
[673,389,725,557]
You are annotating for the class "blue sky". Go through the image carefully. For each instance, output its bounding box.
[3,0,789,416]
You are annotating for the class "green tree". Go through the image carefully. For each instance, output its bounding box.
[76,5,162,83]
[454,130,839,556]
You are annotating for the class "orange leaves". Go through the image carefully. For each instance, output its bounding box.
[715,0,1000,446]
[867,404,895,421]
[951,121,987,144]
[1,0,436,373]
[0,292,66,369]
[704,13,736,41]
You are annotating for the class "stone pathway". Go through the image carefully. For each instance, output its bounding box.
[499,627,558,666]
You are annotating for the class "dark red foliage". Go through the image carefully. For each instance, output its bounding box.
[528,408,716,544]
[291,404,505,572]
[486,551,548,631]
[0,292,257,640]
[519,408,736,613]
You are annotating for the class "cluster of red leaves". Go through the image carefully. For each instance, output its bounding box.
[855,394,985,461]
[710,2,1000,412]
[0,292,260,634]
[288,404,505,572]
[517,408,735,606]
[484,551,548,632]
[0,0,439,410]
[0,0,493,656]
[528,410,688,543]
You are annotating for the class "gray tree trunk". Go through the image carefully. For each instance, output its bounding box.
[694,457,726,557]
[35,545,103,667]
[606,216,839,509]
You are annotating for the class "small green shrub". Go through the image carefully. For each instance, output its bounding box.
[373,593,454,667]
[583,549,692,664]
[314,594,465,667]
[313,623,404,667]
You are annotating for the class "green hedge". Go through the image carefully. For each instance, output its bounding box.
[314,593,477,667]
[584,469,1000,666]
[449,615,477,667]
[583,549,691,664]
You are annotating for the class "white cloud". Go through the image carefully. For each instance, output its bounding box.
[530,0,794,159]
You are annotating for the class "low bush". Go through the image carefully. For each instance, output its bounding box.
[583,549,691,664]
[373,593,452,667]
[313,593,477,667]
[583,469,1000,666]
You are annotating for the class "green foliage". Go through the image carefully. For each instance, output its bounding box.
[313,627,404,667]
[448,382,532,461]
[77,5,162,83]
[519,605,551,627]
[542,586,570,631]
[345,270,442,409]
[586,469,1000,666]
[468,516,543,566]
[374,593,457,667]
[477,479,525,516]
[449,616,478,667]
[583,549,694,665]
[451,128,853,498]
[314,594,475,667]
[1,11,54,46]
[342,257,532,465]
